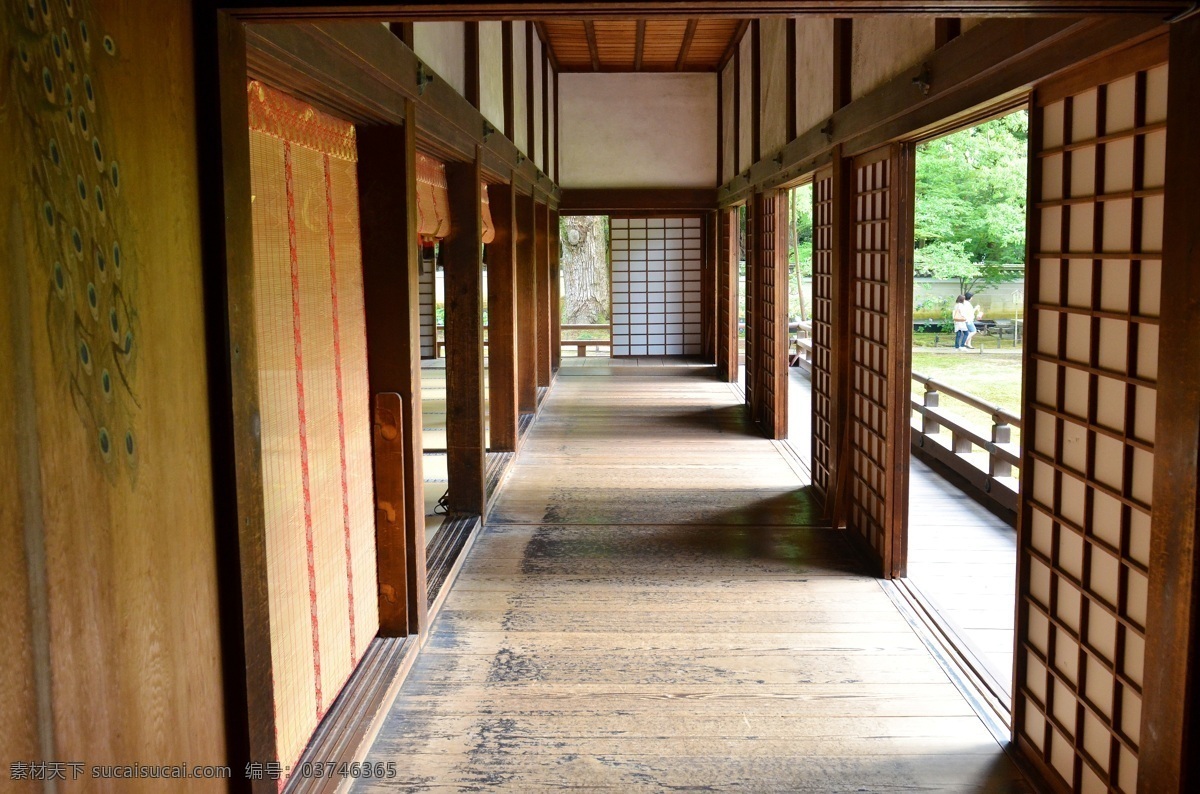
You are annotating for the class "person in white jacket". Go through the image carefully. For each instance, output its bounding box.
[963,291,982,350]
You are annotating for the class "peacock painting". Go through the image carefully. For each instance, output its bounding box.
[3,0,139,486]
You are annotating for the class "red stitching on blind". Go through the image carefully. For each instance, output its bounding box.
[285,140,323,716]
[324,153,358,666]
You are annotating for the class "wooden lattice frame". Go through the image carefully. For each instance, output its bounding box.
[811,169,835,500]
[750,190,788,439]
[1015,55,1167,793]
[717,208,738,382]
[846,145,911,579]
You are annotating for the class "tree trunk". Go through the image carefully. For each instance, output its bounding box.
[559,215,610,325]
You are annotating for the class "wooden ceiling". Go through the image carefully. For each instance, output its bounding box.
[539,19,748,72]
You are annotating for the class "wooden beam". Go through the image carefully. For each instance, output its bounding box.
[554,69,560,182]
[487,177,520,452]
[635,20,646,71]
[786,18,797,141]
[358,120,428,637]
[751,20,762,164]
[584,19,601,72]
[1142,13,1200,792]
[218,4,1193,23]
[550,209,562,373]
[676,19,699,70]
[442,154,488,517]
[200,11,257,787]
[833,18,853,111]
[935,18,963,48]
[388,21,413,48]
[542,48,550,172]
[502,21,515,141]
[716,67,724,185]
[464,21,480,108]
[535,201,553,387]
[516,191,538,413]
[732,42,741,174]
[534,20,559,71]
[718,19,750,71]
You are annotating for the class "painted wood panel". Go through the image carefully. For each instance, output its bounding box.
[1015,58,1168,794]
[414,22,467,98]
[611,217,703,357]
[850,17,936,101]
[0,0,226,782]
[796,17,835,138]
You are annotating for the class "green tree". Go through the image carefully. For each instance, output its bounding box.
[914,111,1028,295]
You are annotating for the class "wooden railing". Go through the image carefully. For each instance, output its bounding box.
[909,372,1021,514]
[435,323,611,358]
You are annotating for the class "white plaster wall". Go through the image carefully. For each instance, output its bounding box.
[760,18,789,156]
[548,69,557,178]
[559,73,717,189]
[533,32,544,169]
[479,22,505,133]
[721,62,736,184]
[851,16,936,100]
[796,17,834,137]
[514,23,528,155]
[738,32,754,172]
[414,22,466,97]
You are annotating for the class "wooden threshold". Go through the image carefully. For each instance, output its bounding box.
[283,636,419,794]
[880,579,1011,741]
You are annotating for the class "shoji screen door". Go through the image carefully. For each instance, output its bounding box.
[610,216,703,357]
[846,144,912,579]
[811,168,835,501]
[1015,48,1167,792]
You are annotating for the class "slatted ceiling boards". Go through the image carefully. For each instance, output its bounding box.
[1017,52,1167,793]
[846,145,909,579]
[811,169,835,500]
[540,19,741,72]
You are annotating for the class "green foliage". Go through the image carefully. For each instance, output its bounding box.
[915,111,1029,294]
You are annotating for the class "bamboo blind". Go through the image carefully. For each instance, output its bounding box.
[248,81,379,775]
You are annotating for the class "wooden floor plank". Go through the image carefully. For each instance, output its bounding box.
[356,364,1029,792]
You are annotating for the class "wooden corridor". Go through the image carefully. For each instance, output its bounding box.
[357,365,1031,792]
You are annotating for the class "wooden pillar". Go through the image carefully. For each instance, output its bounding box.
[827,145,854,527]
[702,210,718,364]
[487,177,519,452]
[516,188,538,413]
[718,208,739,382]
[442,153,486,516]
[357,116,427,636]
[550,209,562,372]
[535,201,552,387]
[1142,15,1200,791]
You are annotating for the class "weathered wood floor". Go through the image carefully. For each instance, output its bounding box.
[357,365,1030,792]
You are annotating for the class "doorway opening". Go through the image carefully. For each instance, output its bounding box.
[784,182,814,472]
[903,109,1029,708]
[560,215,613,364]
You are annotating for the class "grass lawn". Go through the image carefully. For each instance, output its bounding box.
[910,351,1024,444]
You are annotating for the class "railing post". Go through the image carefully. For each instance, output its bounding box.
[991,419,1012,478]
[922,386,941,436]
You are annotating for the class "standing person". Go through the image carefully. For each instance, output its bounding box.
[963,291,981,350]
[952,295,969,351]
